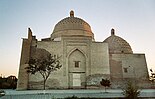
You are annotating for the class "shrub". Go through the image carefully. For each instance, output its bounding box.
[0,90,5,97]
[64,95,79,99]
[122,81,140,99]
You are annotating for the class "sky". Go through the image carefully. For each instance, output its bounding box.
[0,0,155,77]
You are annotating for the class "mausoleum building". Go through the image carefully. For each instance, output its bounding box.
[17,11,149,90]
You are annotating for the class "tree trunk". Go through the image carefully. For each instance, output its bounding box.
[105,86,106,92]
[43,79,46,90]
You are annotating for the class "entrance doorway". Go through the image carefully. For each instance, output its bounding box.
[73,74,81,87]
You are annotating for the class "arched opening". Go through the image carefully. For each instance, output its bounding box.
[68,49,86,88]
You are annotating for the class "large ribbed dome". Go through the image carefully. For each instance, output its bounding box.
[103,29,133,54]
[51,11,94,40]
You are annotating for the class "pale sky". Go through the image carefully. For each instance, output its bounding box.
[0,0,155,77]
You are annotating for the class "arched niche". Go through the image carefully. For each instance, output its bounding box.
[68,48,86,88]
[68,48,86,72]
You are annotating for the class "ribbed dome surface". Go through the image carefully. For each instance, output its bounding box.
[53,17,92,33]
[103,29,133,54]
[51,11,94,39]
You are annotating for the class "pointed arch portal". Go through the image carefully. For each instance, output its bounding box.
[68,49,86,88]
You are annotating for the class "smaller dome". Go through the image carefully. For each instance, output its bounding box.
[103,29,133,54]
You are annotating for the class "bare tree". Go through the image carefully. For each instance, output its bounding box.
[150,69,155,82]
[26,54,62,90]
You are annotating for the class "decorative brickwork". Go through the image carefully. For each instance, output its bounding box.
[103,31,133,54]
[86,74,110,87]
